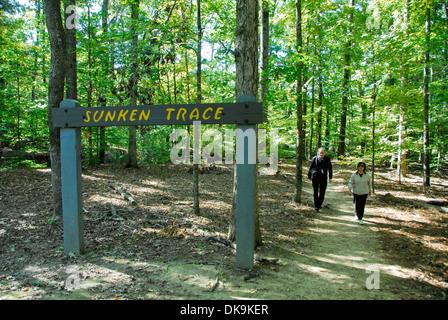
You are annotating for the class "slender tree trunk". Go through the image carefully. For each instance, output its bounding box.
[317,76,323,148]
[337,0,354,158]
[193,0,201,215]
[302,66,307,160]
[423,4,431,190]
[325,105,330,148]
[44,0,67,217]
[32,0,43,102]
[16,52,21,164]
[445,2,448,74]
[398,1,411,180]
[87,5,94,163]
[261,0,269,103]
[173,48,177,104]
[371,33,377,194]
[309,67,315,158]
[185,49,191,103]
[126,0,140,168]
[371,93,376,194]
[294,0,304,203]
[64,0,82,173]
[397,108,404,183]
[64,0,77,101]
[316,11,323,150]
[99,0,110,164]
[229,0,261,248]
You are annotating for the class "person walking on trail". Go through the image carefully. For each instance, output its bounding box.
[348,162,372,225]
[308,147,333,212]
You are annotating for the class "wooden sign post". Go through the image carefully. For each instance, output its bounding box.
[235,94,257,270]
[59,99,84,254]
[54,96,264,269]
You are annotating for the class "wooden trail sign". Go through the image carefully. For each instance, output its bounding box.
[56,95,263,270]
[52,101,264,127]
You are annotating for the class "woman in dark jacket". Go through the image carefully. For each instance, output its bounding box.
[308,148,333,211]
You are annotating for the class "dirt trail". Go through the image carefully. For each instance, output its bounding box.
[1,165,431,301]
[144,175,415,300]
[65,176,416,300]
[261,177,408,299]
[207,175,412,300]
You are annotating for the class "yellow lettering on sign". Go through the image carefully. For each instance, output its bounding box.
[177,108,187,121]
[189,108,199,120]
[139,109,150,121]
[203,107,213,120]
[93,110,104,122]
[130,109,138,121]
[215,107,224,120]
[166,108,175,120]
[105,110,116,122]
[84,110,91,123]
[82,106,230,124]
[118,109,128,121]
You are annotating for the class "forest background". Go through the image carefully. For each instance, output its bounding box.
[1,0,447,194]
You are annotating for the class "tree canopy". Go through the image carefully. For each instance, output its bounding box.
[0,0,447,190]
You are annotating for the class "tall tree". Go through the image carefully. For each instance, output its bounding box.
[44,0,67,217]
[294,0,304,203]
[228,0,261,248]
[98,0,110,163]
[64,0,77,101]
[86,3,94,163]
[337,0,354,158]
[423,2,431,190]
[193,0,201,215]
[126,0,140,168]
[260,0,270,103]
[397,0,412,182]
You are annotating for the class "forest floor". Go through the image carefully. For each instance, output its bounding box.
[0,160,447,302]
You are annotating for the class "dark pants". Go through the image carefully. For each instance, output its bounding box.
[312,177,327,208]
[353,193,368,220]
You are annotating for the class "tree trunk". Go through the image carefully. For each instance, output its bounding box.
[371,95,376,194]
[337,0,354,158]
[371,34,377,194]
[372,93,376,193]
[260,0,269,103]
[126,0,140,168]
[302,66,307,160]
[65,0,77,101]
[398,1,411,180]
[316,11,323,150]
[99,0,110,164]
[228,0,261,248]
[294,0,304,203]
[423,4,431,190]
[397,109,404,183]
[309,68,315,158]
[317,78,323,149]
[44,0,67,218]
[359,86,367,152]
[87,4,94,164]
[193,0,202,215]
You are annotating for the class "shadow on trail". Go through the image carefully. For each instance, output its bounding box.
[269,179,421,299]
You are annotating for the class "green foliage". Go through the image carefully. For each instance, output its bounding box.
[0,0,446,181]
[139,126,173,164]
